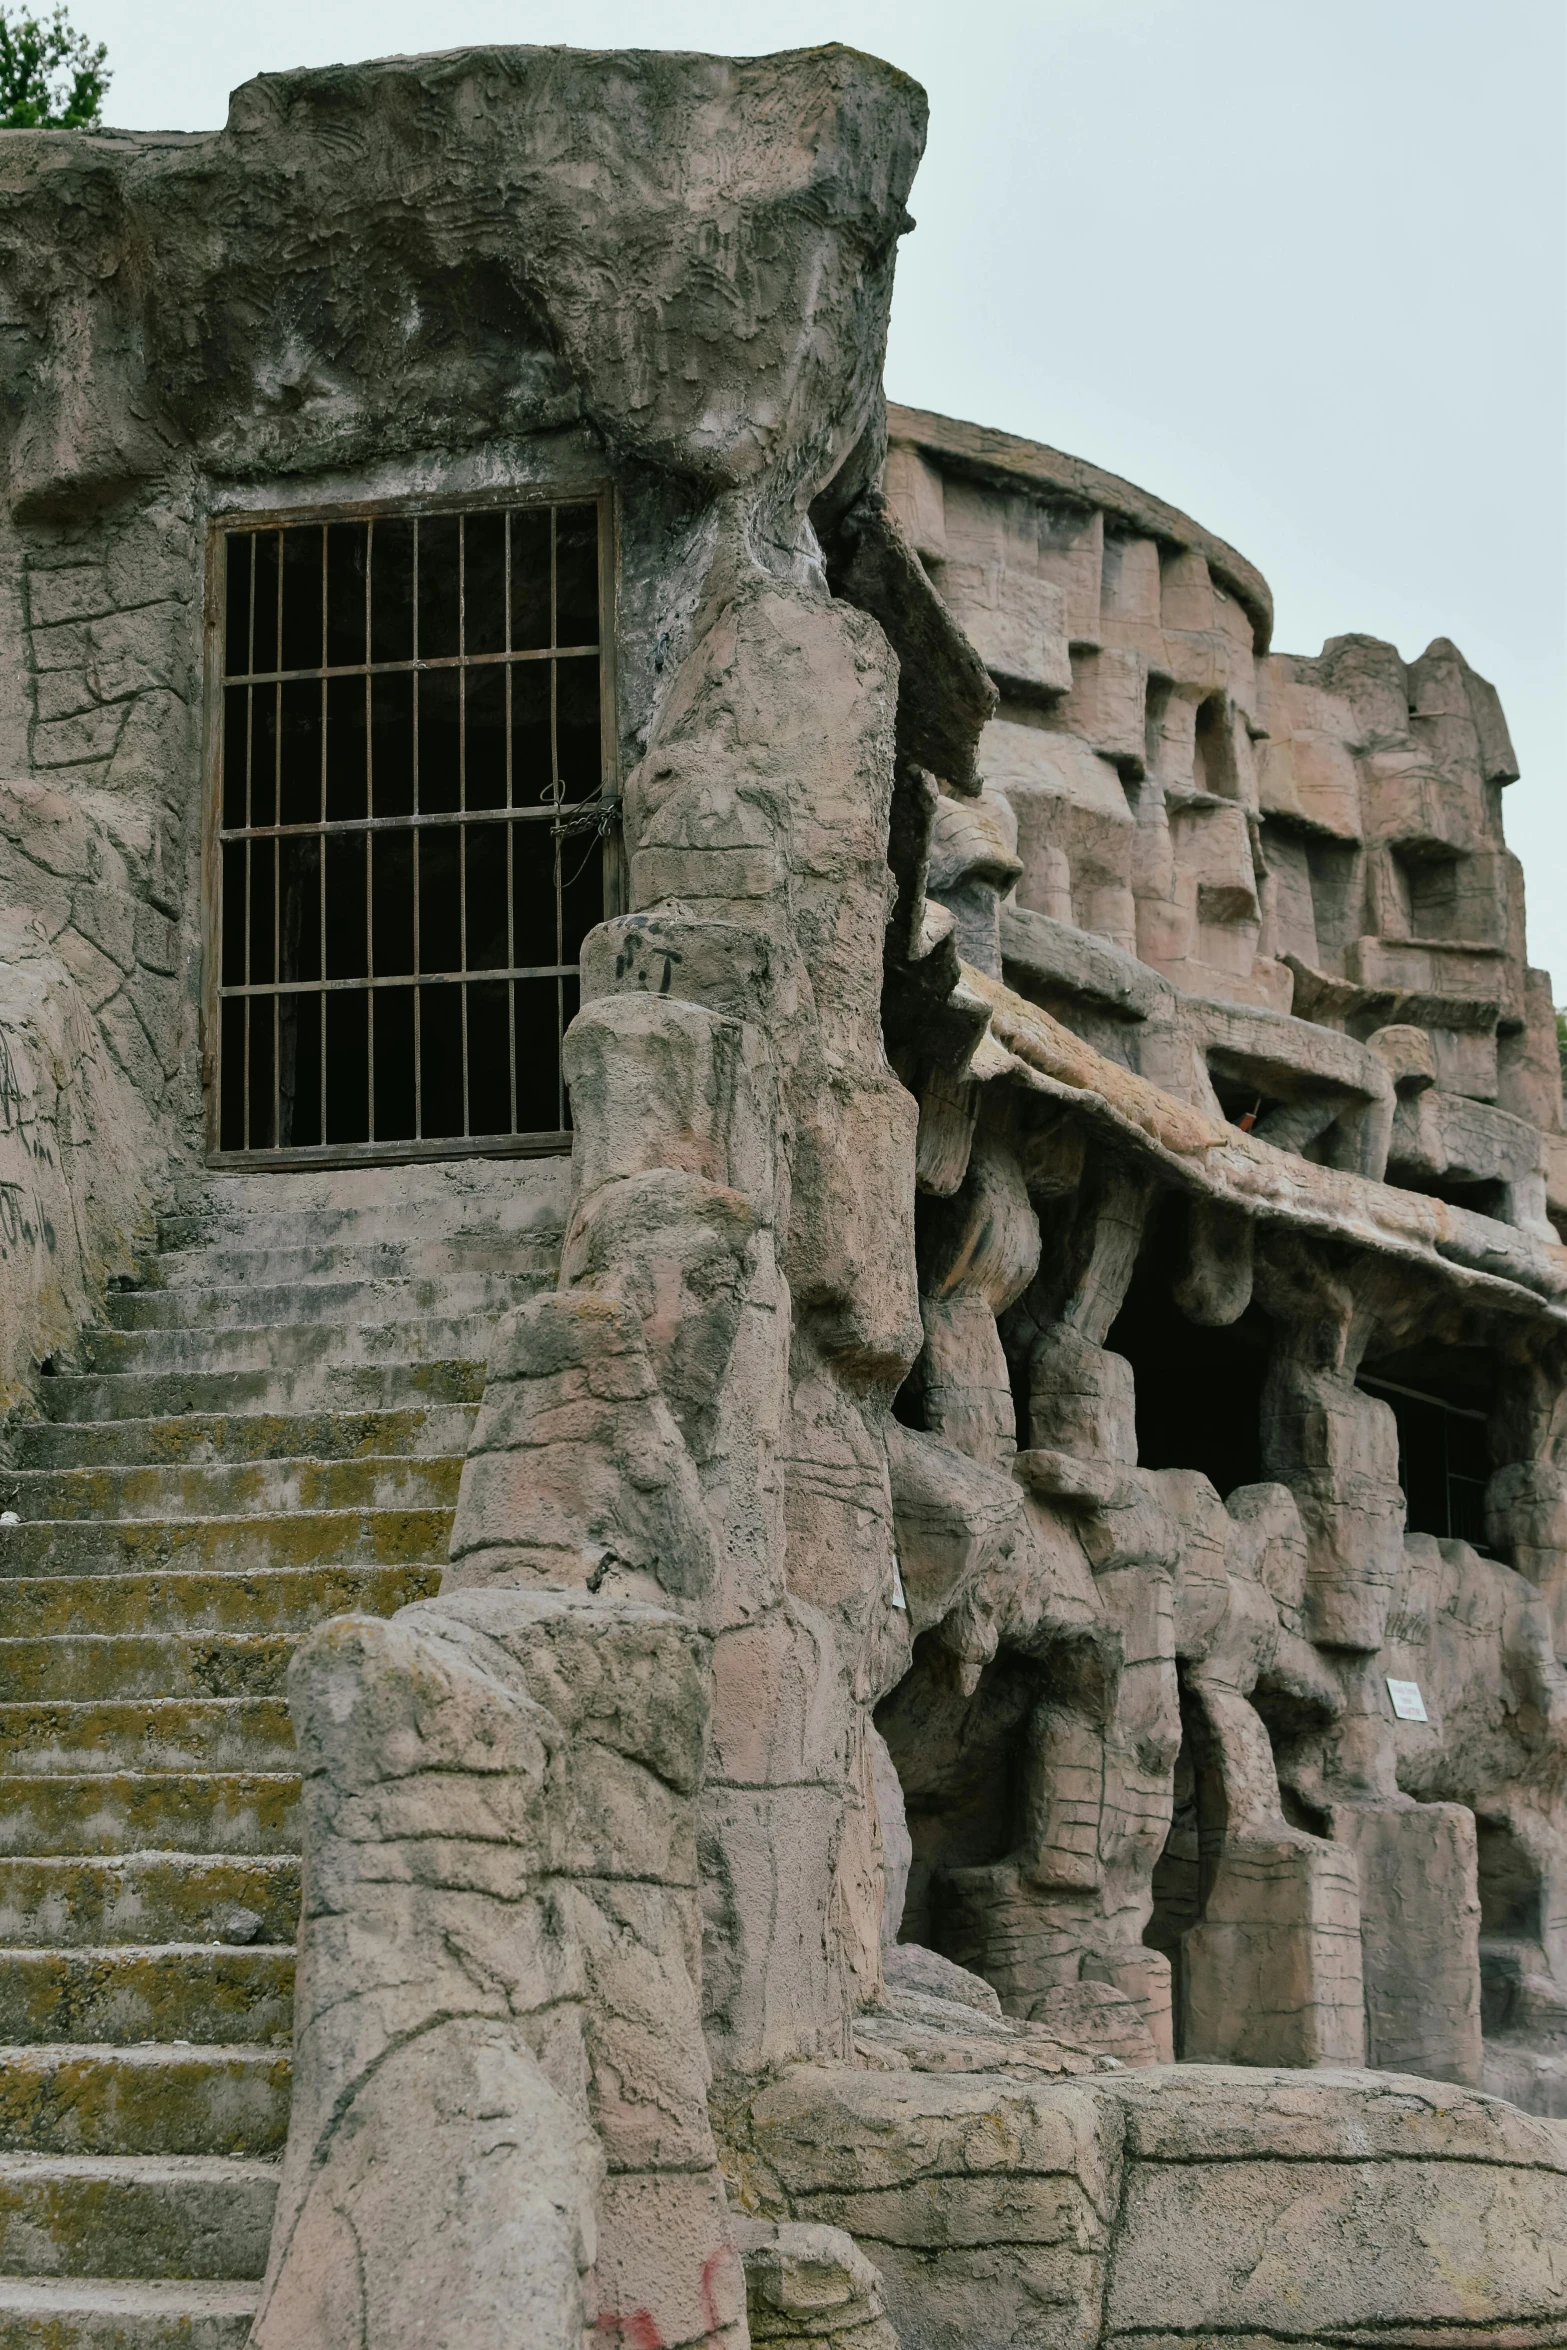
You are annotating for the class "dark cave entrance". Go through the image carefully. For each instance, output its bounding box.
[1104,1200,1272,1498]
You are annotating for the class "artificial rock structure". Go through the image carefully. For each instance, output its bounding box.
[0,37,1564,2350]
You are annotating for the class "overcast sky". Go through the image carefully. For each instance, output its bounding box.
[83,0,1567,982]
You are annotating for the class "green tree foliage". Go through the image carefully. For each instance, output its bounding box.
[0,4,108,129]
[1557,1007,1567,1091]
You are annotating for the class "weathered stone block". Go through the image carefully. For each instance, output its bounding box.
[1026,1331,1136,1465]
[1180,1834,1366,2068]
[252,2018,603,2350]
[1261,1362,1405,1651]
[565,992,779,1222]
[448,1290,719,1598]
[741,2064,1118,2350]
[1336,1799,1482,2086]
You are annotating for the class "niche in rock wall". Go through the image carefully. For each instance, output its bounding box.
[1192,695,1240,800]
[875,1633,1037,1953]
[1476,1816,1545,2036]
[1357,1341,1495,1551]
[1304,838,1362,969]
[1104,1201,1272,1497]
[1380,1162,1511,1221]
[1248,1683,1333,1839]
[1142,1670,1226,2056]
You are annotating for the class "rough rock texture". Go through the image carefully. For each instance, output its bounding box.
[734,2217,899,2350]
[0,781,173,1410]
[875,409,1567,2130]
[253,1588,733,2350]
[2,30,1567,2350]
[731,2060,1567,2350]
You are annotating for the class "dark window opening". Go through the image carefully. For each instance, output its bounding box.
[1304,837,1361,971]
[1104,1202,1272,1496]
[1477,1818,1543,1944]
[1207,1064,1288,1137]
[1207,1050,1349,1165]
[1394,844,1466,945]
[1357,1343,1493,1550]
[1383,1165,1511,1223]
[1192,694,1239,799]
[214,498,610,1162]
[1143,675,1173,777]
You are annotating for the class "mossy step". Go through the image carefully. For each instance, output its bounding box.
[0,1948,292,2050]
[0,2274,258,2349]
[0,1702,295,1778]
[0,1508,454,1581]
[0,1635,297,1705]
[6,1453,462,1525]
[105,1272,532,1331]
[0,1563,443,1640]
[0,2045,290,2158]
[0,1856,298,1950]
[40,1360,484,1424]
[157,1187,561,1244]
[158,1189,564,1258]
[0,1775,298,1859]
[11,1404,476,1472]
[0,2153,277,2279]
[78,1314,497,1379]
[155,1233,554,1287]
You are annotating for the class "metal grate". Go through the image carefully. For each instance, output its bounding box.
[211,498,610,1161]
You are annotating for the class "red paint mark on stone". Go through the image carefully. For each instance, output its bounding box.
[700,2245,734,2335]
[594,2312,664,2350]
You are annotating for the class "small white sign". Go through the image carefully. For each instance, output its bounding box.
[890,1560,908,1613]
[1386,1677,1429,1723]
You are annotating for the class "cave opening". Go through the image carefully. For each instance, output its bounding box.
[1104,1200,1272,1497]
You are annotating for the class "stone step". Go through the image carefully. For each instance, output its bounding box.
[0,2274,259,2348]
[6,1452,462,1525]
[0,1173,523,2334]
[11,1403,477,1472]
[0,1635,295,1704]
[75,1313,496,1379]
[0,1947,291,2049]
[0,1856,298,1949]
[0,1776,298,1859]
[158,1165,567,1255]
[0,1507,452,1581]
[38,1359,485,1423]
[0,1703,294,1779]
[105,1270,533,1332]
[0,1563,442,1640]
[0,2153,277,2279]
[154,1233,553,1289]
[0,2044,289,2158]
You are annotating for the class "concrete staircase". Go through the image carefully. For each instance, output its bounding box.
[0,1159,564,2346]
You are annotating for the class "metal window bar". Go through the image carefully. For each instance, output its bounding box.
[213,498,608,1163]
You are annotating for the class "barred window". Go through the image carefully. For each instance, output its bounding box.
[211,497,611,1160]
